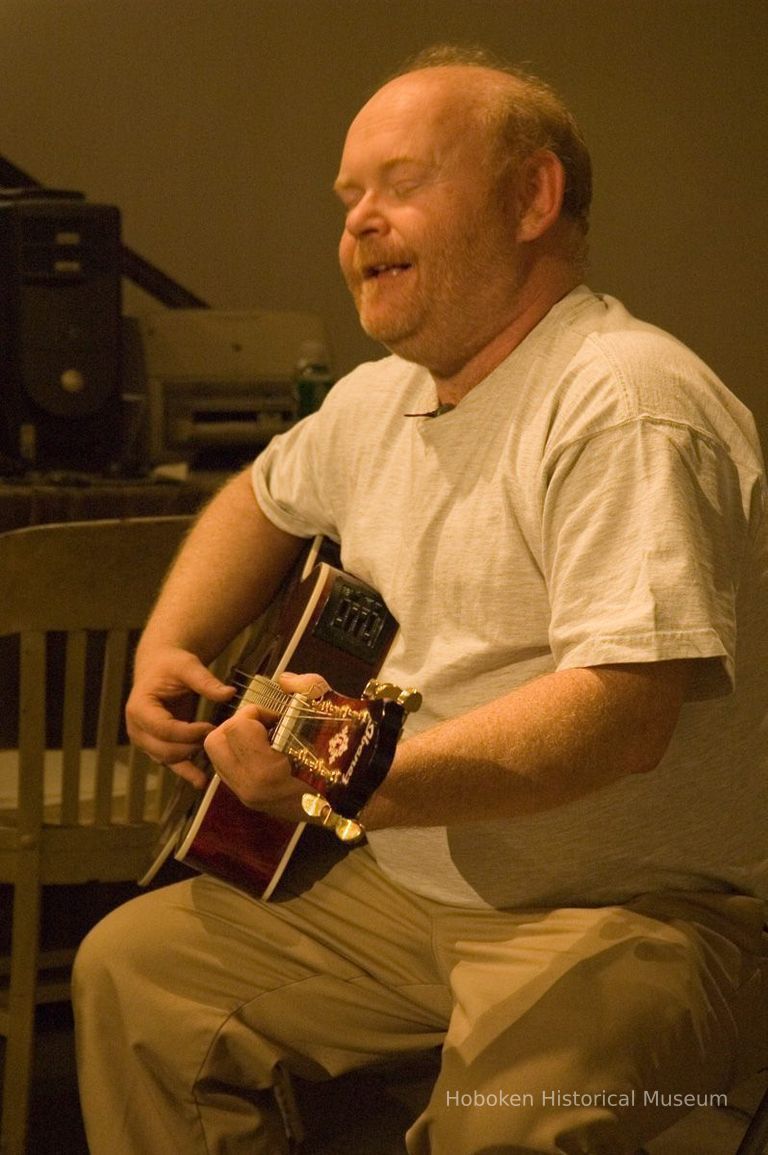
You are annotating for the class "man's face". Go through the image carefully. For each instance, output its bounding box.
[334,70,524,377]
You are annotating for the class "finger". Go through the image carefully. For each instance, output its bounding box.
[131,727,210,769]
[131,705,216,745]
[172,657,237,703]
[195,671,238,702]
[206,708,271,751]
[277,671,331,700]
[228,702,277,729]
[126,702,215,755]
[204,715,295,796]
[163,759,210,790]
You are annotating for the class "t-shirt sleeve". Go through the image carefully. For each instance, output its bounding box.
[250,403,343,542]
[542,417,753,698]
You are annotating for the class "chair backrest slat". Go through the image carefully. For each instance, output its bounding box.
[93,628,129,825]
[60,629,88,824]
[17,632,47,833]
[125,743,149,824]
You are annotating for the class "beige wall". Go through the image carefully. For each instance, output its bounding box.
[1,0,765,439]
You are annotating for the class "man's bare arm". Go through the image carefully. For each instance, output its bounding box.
[205,657,693,828]
[360,659,692,829]
[136,468,304,663]
[125,467,305,781]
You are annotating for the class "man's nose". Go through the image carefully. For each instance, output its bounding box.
[344,191,388,238]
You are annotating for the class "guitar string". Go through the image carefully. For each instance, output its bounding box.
[231,673,290,714]
[215,694,359,774]
[229,672,374,728]
[229,673,334,712]
[207,676,388,781]
[221,684,368,730]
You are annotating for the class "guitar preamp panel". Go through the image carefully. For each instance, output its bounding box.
[315,575,396,663]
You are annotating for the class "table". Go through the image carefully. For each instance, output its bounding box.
[0,473,216,532]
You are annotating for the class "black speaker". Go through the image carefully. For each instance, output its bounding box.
[0,195,122,471]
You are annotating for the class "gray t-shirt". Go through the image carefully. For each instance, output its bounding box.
[252,286,768,909]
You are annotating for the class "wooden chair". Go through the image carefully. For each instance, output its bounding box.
[736,1079,768,1153]
[0,515,193,1154]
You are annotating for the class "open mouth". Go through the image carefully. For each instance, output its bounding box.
[364,262,413,280]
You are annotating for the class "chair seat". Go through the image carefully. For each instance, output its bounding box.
[0,746,161,824]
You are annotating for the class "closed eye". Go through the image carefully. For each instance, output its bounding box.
[334,184,363,210]
[391,180,422,199]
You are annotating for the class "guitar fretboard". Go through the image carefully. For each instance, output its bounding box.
[236,673,292,716]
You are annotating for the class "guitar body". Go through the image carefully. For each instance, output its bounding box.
[147,540,403,900]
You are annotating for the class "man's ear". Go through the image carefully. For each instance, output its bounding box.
[515,149,566,243]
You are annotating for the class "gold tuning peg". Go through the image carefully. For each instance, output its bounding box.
[362,681,421,712]
[396,688,422,713]
[301,794,366,844]
[362,680,397,700]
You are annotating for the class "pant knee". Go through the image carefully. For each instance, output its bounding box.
[73,903,125,998]
[73,889,172,1017]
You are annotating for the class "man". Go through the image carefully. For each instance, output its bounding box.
[74,46,768,1155]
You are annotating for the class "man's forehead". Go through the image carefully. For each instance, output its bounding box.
[339,69,486,172]
[353,68,479,130]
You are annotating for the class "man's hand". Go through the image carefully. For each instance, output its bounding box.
[203,672,330,821]
[125,647,236,787]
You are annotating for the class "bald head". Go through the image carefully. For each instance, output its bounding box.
[357,63,515,132]
[385,47,592,245]
[344,66,506,193]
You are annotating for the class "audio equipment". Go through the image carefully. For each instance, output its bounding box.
[0,194,122,471]
[135,308,333,471]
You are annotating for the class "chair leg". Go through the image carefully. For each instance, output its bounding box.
[736,1083,768,1155]
[1,872,42,1155]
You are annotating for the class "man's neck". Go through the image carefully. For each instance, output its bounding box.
[432,269,581,406]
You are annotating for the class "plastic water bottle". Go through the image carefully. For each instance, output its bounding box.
[294,340,334,419]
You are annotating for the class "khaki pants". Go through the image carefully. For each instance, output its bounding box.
[73,844,768,1154]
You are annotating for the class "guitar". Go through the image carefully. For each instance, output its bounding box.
[141,539,420,900]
